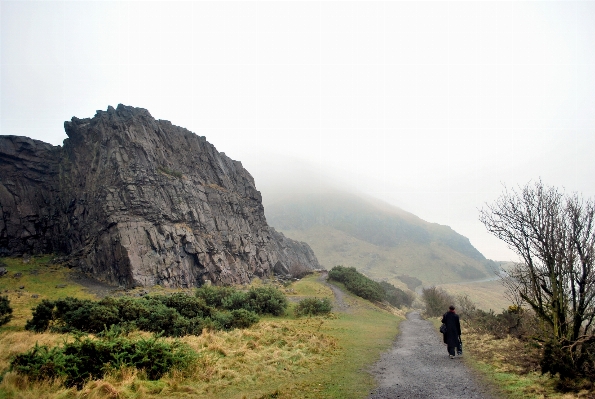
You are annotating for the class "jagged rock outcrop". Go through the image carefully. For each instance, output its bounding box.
[0,104,320,287]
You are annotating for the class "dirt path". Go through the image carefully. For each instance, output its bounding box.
[318,271,350,312]
[368,311,498,399]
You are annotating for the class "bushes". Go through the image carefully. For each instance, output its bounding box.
[294,298,332,317]
[245,286,288,316]
[24,286,288,336]
[25,291,263,336]
[10,330,196,388]
[196,285,288,316]
[328,266,415,307]
[328,266,385,302]
[379,281,415,308]
[0,295,13,326]
[421,286,454,317]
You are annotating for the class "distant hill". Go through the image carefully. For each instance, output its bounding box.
[264,191,497,288]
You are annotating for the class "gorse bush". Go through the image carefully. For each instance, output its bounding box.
[328,266,415,307]
[328,266,385,302]
[294,298,332,317]
[195,285,237,309]
[25,290,262,336]
[245,286,288,315]
[196,285,288,315]
[0,295,13,326]
[10,329,196,388]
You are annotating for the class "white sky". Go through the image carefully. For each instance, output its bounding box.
[1,1,594,261]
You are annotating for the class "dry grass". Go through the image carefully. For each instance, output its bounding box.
[1,266,402,399]
[462,328,595,399]
[0,331,68,372]
[439,279,509,312]
[0,256,96,330]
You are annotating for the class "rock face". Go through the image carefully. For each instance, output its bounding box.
[0,105,320,287]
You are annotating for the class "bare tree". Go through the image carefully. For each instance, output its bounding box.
[480,181,595,378]
[421,286,454,318]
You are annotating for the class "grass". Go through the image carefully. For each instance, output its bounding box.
[157,166,183,179]
[0,259,402,399]
[439,279,509,312]
[0,256,96,332]
[426,317,594,399]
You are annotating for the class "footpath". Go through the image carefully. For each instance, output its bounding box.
[368,311,499,399]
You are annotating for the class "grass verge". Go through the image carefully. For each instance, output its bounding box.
[427,316,593,399]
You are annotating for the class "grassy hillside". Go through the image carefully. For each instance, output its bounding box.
[438,279,509,312]
[265,192,497,287]
[0,256,402,399]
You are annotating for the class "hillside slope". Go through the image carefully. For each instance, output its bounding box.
[265,192,496,286]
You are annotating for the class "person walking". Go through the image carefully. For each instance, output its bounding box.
[441,305,462,359]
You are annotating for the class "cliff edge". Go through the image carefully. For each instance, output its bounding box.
[0,104,320,287]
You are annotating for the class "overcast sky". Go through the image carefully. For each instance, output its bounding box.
[2,1,594,261]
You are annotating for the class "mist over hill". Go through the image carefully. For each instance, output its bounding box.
[263,188,497,288]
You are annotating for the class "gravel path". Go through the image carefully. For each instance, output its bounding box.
[318,271,350,312]
[368,311,498,399]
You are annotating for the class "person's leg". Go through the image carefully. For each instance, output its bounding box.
[447,346,455,358]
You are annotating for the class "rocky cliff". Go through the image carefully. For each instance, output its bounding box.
[0,104,320,287]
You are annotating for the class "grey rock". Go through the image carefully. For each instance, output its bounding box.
[0,267,6,277]
[0,104,320,287]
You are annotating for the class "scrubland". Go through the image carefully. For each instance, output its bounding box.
[0,256,401,399]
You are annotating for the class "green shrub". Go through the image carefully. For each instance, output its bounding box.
[245,286,288,316]
[208,309,259,330]
[195,285,236,308]
[294,297,332,317]
[25,299,55,332]
[158,293,212,319]
[221,290,249,311]
[379,281,414,308]
[0,295,13,326]
[10,329,196,389]
[328,266,385,302]
[210,311,233,330]
[229,309,259,328]
[25,291,263,337]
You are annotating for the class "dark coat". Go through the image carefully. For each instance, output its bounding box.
[441,311,461,347]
